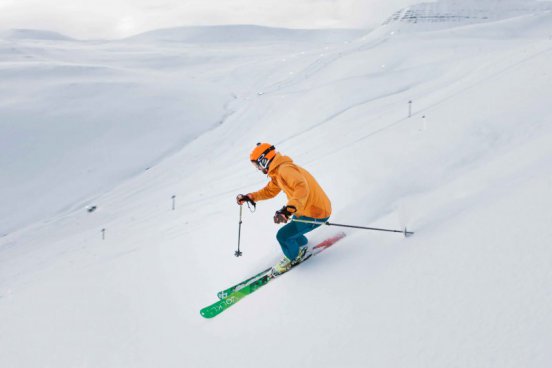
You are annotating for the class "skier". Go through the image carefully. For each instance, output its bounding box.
[236,143,332,275]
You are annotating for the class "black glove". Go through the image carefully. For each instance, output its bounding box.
[273,205,296,224]
[236,194,255,206]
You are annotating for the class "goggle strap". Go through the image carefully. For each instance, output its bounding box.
[258,145,275,160]
[255,145,275,168]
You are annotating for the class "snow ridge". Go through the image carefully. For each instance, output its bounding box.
[384,0,552,26]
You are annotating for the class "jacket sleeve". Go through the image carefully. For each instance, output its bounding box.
[249,179,281,202]
[280,165,309,212]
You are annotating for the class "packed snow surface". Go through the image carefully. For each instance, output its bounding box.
[1,10,552,368]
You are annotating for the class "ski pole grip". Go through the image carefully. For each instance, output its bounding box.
[246,197,256,207]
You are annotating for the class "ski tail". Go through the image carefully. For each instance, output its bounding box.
[312,232,346,254]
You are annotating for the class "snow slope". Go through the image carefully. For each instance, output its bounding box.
[384,0,552,27]
[0,26,358,234]
[1,9,552,368]
[125,25,365,44]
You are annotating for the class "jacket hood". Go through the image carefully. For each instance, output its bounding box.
[267,153,292,175]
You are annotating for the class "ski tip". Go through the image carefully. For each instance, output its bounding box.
[200,310,215,319]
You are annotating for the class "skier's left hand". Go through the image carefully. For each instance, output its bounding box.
[273,205,296,224]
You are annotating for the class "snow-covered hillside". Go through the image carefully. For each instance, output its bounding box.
[384,0,552,26]
[1,4,552,368]
[0,26,362,234]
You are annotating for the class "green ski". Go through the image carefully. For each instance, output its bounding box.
[201,232,346,319]
[216,266,272,299]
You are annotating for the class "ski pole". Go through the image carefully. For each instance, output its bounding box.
[291,218,414,237]
[235,205,244,257]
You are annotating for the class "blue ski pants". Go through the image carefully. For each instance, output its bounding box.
[276,216,329,260]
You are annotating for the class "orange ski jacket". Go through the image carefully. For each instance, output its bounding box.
[249,153,332,219]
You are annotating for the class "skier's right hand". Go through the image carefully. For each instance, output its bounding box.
[236,194,254,205]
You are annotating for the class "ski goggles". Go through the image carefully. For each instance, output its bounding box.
[251,145,275,170]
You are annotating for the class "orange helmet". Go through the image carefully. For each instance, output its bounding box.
[250,142,276,170]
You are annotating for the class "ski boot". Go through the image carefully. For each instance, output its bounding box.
[272,246,308,276]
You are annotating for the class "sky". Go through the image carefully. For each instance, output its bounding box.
[0,0,422,39]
